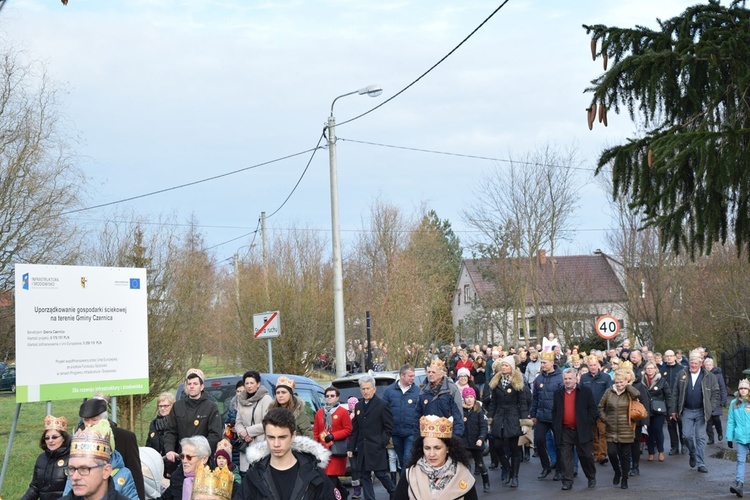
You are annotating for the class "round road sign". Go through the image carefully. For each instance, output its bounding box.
[595,315,620,340]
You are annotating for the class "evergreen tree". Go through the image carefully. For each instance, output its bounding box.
[583,0,750,258]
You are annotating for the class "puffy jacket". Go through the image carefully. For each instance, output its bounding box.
[416,377,465,437]
[530,367,562,423]
[164,392,223,454]
[672,367,720,422]
[461,402,488,451]
[727,397,750,445]
[21,445,69,500]
[235,386,274,441]
[579,370,613,404]
[382,381,419,437]
[598,385,640,444]
[487,369,528,438]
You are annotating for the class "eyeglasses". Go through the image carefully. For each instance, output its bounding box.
[325,394,337,398]
[45,435,62,440]
[179,454,197,461]
[64,464,106,476]
[157,404,171,409]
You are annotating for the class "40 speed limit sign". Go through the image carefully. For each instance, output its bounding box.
[595,315,620,340]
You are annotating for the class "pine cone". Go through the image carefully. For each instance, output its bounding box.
[591,38,597,61]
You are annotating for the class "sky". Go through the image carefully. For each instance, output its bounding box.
[1,0,699,266]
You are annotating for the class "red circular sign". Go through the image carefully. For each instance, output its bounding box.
[595,315,620,340]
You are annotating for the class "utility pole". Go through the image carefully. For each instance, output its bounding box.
[261,212,269,302]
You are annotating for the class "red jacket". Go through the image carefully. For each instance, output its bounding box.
[313,405,352,476]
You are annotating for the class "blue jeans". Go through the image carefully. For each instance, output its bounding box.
[391,434,414,470]
[681,408,708,467]
[737,442,749,482]
[546,429,557,463]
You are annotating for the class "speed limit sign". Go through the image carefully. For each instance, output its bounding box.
[595,315,620,340]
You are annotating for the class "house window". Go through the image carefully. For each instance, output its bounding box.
[463,284,470,303]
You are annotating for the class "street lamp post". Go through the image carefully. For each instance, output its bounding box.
[328,84,382,377]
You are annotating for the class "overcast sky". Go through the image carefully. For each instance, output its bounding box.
[1,0,698,265]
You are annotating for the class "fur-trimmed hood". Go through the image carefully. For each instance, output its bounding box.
[489,367,524,391]
[245,435,331,469]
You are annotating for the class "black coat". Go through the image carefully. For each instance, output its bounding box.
[644,375,673,417]
[240,450,334,500]
[347,394,394,472]
[552,385,597,444]
[163,393,223,455]
[111,424,145,500]
[146,415,168,454]
[487,371,529,439]
[21,445,69,500]
[461,403,488,450]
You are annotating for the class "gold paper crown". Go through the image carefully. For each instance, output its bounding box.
[429,358,446,373]
[44,415,68,432]
[540,351,555,362]
[620,360,633,371]
[192,464,234,499]
[71,420,111,461]
[739,379,750,390]
[419,415,453,439]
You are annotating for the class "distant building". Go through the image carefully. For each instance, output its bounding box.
[452,250,628,347]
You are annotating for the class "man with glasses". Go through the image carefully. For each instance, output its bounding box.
[60,419,130,499]
[164,368,223,464]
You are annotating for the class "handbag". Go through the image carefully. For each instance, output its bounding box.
[629,398,648,428]
[330,439,348,457]
[650,399,666,415]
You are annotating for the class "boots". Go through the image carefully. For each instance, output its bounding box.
[621,477,629,489]
[731,481,744,498]
[524,446,531,462]
[482,472,491,493]
[510,458,520,488]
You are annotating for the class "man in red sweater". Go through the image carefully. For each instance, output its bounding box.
[552,368,598,491]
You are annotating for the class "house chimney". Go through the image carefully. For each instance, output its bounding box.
[537,249,547,266]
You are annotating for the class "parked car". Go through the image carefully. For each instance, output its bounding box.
[0,361,7,376]
[0,367,15,393]
[175,373,326,423]
[330,368,427,403]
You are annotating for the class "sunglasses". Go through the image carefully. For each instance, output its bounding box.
[179,454,197,461]
[45,435,62,440]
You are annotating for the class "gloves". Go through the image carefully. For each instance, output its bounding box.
[728,441,733,448]
[324,434,334,442]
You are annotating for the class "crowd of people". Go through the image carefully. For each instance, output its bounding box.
[16,336,750,499]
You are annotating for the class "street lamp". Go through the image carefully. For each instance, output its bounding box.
[328,84,382,377]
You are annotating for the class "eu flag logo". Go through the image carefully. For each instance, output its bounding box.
[129,278,140,289]
[23,273,29,290]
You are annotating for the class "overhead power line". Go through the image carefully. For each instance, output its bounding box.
[337,0,512,127]
[62,146,322,216]
[339,138,596,172]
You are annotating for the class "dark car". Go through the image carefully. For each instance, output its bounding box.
[0,367,15,393]
[176,373,326,423]
[330,369,427,403]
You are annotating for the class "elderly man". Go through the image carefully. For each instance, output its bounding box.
[78,396,144,500]
[579,354,613,465]
[382,364,420,470]
[552,368,597,491]
[415,359,465,437]
[347,375,396,500]
[61,420,130,500]
[531,351,563,480]
[672,350,720,473]
[164,368,223,463]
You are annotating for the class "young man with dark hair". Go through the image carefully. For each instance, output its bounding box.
[240,407,334,499]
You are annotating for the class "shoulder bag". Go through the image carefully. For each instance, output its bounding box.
[629,398,648,428]
[650,399,666,415]
[330,439,348,456]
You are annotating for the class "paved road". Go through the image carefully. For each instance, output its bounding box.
[365,438,739,498]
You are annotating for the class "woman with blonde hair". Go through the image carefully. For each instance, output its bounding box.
[598,366,641,489]
[642,360,672,462]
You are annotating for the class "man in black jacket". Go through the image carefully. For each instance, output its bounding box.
[240,407,334,499]
[164,368,223,464]
[552,368,598,491]
[347,374,396,500]
[662,349,688,455]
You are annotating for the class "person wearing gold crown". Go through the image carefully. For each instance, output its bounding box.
[393,415,477,500]
[21,415,71,499]
[59,420,130,500]
[727,378,750,498]
[190,463,234,500]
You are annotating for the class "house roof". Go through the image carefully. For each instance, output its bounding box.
[462,253,627,307]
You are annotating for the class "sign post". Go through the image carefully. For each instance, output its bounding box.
[595,314,620,351]
[254,311,280,374]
